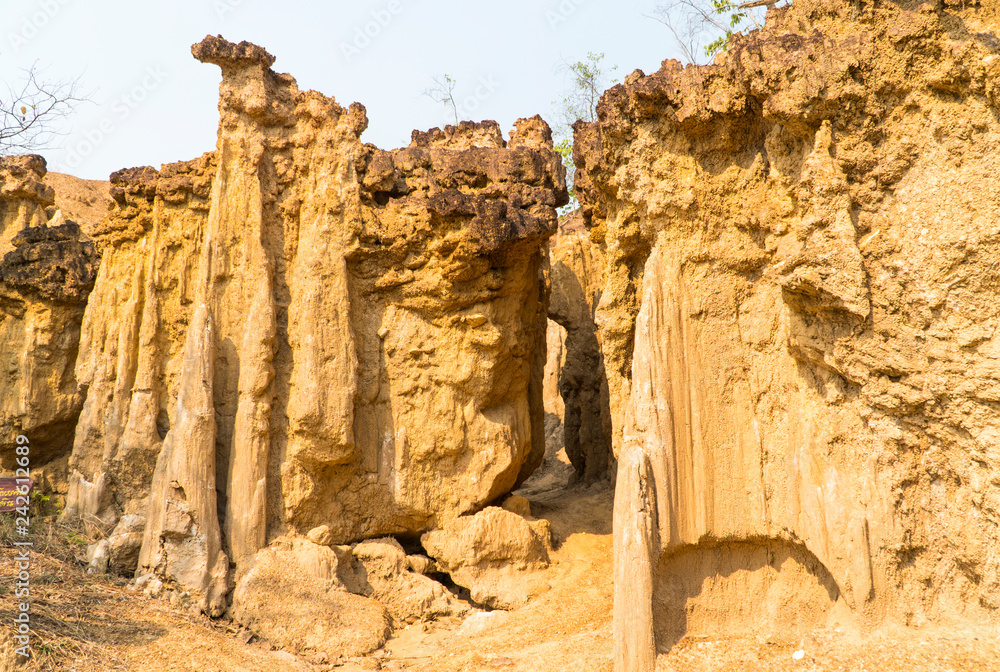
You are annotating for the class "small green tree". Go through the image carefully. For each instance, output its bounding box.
[703,0,750,57]
[554,137,574,206]
[551,53,617,213]
[554,52,615,128]
[423,74,458,126]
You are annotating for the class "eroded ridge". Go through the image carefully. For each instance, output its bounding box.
[568,1,1000,668]
[63,35,567,612]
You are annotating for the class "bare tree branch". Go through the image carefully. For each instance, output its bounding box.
[423,74,458,126]
[647,0,777,63]
[0,66,85,155]
[641,11,700,64]
[736,0,778,10]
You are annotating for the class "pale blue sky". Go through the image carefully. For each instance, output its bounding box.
[1,0,686,179]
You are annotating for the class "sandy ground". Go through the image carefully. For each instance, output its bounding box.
[3,448,1000,671]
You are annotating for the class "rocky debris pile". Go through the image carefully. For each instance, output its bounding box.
[348,537,468,622]
[217,493,560,656]
[61,35,566,615]
[229,534,467,658]
[230,537,394,658]
[422,503,553,609]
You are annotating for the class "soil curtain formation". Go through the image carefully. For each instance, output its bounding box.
[3,1,1000,667]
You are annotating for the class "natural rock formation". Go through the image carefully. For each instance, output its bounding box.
[0,155,52,251]
[348,537,468,621]
[63,35,566,609]
[0,156,98,491]
[231,537,392,657]
[543,320,566,423]
[540,319,573,479]
[106,513,144,575]
[137,304,230,616]
[421,506,552,609]
[236,533,464,633]
[573,0,1000,666]
[547,212,612,482]
[612,447,655,672]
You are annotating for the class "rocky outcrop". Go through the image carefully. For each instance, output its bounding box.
[542,319,566,420]
[0,156,98,491]
[137,303,230,616]
[541,318,567,459]
[0,155,53,251]
[573,0,1000,666]
[63,35,566,610]
[421,505,552,609]
[234,532,465,636]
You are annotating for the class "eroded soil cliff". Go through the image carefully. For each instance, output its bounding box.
[62,35,567,615]
[5,0,1000,669]
[572,0,1000,664]
[0,156,98,493]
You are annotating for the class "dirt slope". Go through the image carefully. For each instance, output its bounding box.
[42,172,109,234]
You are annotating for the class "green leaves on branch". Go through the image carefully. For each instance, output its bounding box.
[423,74,458,126]
[551,53,617,214]
[648,0,772,65]
[705,0,748,57]
[555,52,617,128]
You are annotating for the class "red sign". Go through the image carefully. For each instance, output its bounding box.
[0,478,32,512]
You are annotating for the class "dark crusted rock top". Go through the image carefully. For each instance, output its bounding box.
[0,154,55,206]
[192,35,276,69]
[410,121,506,149]
[0,154,48,179]
[509,115,554,150]
[354,115,569,269]
[10,221,82,247]
[0,223,98,303]
[109,165,161,204]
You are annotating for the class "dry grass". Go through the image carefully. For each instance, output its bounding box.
[0,510,143,671]
[0,509,318,672]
